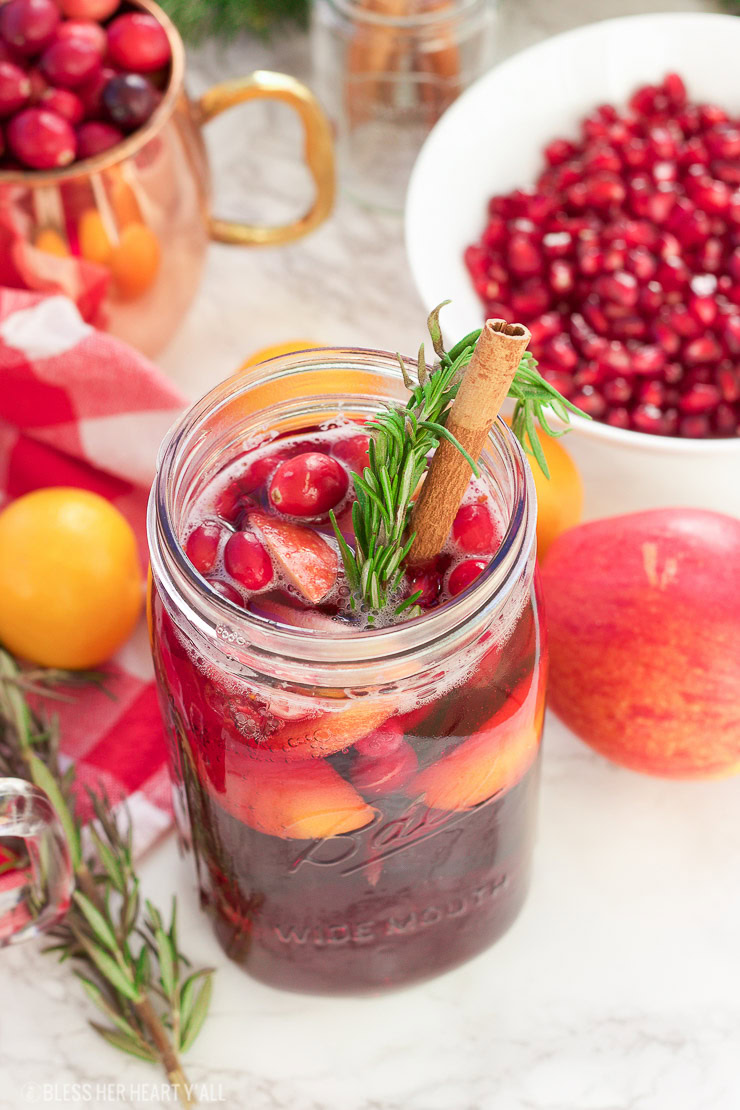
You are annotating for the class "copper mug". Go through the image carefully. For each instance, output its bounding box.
[0,0,335,357]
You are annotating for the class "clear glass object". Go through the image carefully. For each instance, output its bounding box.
[0,778,74,946]
[147,349,546,995]
[311,0,495,211]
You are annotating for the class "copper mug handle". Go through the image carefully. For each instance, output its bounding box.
[196,70,335,247]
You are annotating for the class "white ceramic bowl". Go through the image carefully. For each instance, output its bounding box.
[406,12,740,520]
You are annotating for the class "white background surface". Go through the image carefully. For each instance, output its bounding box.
[3,1,740,1108]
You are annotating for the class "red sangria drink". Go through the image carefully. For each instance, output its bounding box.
[148,343,548,994]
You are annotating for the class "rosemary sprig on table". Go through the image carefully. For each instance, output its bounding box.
[331,303,585,615]
[0,647,213,1109]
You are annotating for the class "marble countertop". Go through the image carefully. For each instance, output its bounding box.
[3,1,740,1108]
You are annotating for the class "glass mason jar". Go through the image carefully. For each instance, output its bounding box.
[147,349,546,995]
[311,0,496,211]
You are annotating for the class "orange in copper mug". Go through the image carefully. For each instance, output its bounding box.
[0,0,335,357]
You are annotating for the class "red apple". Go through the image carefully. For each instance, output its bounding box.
[541,509,740,778]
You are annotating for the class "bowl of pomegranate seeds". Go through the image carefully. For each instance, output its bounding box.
[0,0,335,356]
[406,13,740,519]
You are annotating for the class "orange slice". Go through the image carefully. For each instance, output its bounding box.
[407,672,544,812]
[216,750,374,839]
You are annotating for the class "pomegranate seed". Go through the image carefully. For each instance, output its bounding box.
[714,403,738,435]
[683,336,722,365]
[718,366,740,402]
[542,231,572,258]
[547,333,578,369]
[598,340,631,376]
[698,104,728,128]
[653,320,680,355]
[584,174,626,208]
[596,271,638,307]
[669,305,700,338]
[584,144,621,174]
[679,414,710,437]
[664,73,687,107]
[448,559,488,598]
[528,312,563,346]
[507,233,542,277]
[544,137,577,166]
[548,259,575,295]
[570,386,606,418]
[510,280,550,318]
[690,177,731,214]
[603,377,633,404]
[626,247,657,281]
[688,292,718,327]
[540,369,574,397]
[678,383,721,412]
[224,531,274,592]
[631,345,665,376]
[605,407,631,429]
[269,452,348,517]
[632,404,673,435]
[185,521,223,575]
[638,281,664,314]
[452,503,497,554]
[723,315,740,354]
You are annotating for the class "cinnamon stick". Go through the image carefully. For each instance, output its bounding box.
[408,319,531,565]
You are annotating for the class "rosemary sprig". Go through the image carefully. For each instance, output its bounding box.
[331,302,586,614]
[0,647,213,1108]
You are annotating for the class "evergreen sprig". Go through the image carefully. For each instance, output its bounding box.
[0,648,213,1109]
[331,303,586,615]
[158,0,308,42]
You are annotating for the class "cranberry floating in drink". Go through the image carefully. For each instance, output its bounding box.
[465,72,740,439]
[148,318,579,993]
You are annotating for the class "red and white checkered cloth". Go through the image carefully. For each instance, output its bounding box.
[0,288,186,856]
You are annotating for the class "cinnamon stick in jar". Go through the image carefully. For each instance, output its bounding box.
[408,319,531,565]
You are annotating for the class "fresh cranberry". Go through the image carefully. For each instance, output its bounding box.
[350,741,417,798]
[0,60,30,117]
[451,502,497,554]
[41,36,102,88]
[448,558,488,598]
[185,521,223,575]
[75,63,113,118]
[76,119,122,158]
[223,531,274,592]
[40,86,83,124]
[331,433,370,475]
[59,0,119,15]
[269,451,348,517]
[0,0,59,57]
[102,72,159,131]
[207,578,243,605]
[106,13,171,73]
[406,568,441,609]
[7,107,75,168]
[54,18,106,54]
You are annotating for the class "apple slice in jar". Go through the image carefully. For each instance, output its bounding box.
[406,671,544,811]
[216,748,374,839]
[249,510,337,604]
[269,697,397,760]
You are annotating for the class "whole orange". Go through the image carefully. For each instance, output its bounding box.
[239,339,322,370]
[527,429,583,558]
[0,488,142,669]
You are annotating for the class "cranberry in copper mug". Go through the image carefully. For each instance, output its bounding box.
[0,0,335,357]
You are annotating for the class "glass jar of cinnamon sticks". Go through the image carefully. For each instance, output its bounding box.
[311,0,495,211]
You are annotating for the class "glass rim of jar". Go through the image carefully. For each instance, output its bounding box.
[323,0,490,30]
[0,0,184,186]
[148,346,536,680]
